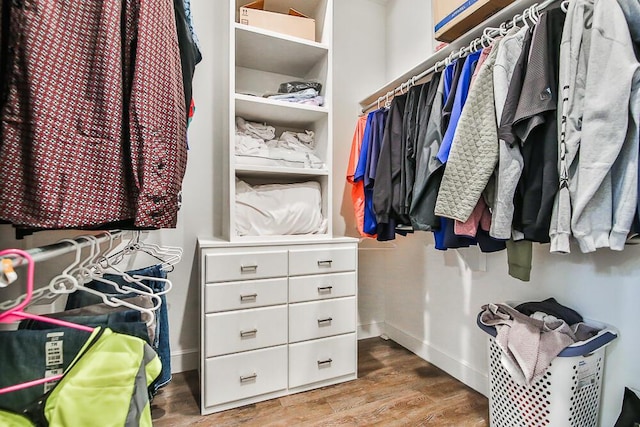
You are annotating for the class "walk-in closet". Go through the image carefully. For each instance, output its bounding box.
[1,0,639,426]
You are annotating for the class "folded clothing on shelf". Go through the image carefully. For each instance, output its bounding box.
[278,81,322,94]
[235,179,328,236]
[235,117,325,169]
[265,88,324,106]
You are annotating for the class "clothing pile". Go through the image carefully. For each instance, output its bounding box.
[265,81,324,106]
[479,298,599,385]
[0,264,171,426]
[235,117,325,169]
[348,0,640,281]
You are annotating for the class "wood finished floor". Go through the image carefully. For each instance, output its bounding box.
[151,338,489,426]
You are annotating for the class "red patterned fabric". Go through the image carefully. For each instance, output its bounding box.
[0,0,187,229]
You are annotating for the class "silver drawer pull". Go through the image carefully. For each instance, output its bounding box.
[240,373,257,382]
[240,293,258,301]
[317,260,333,267]
[240,265,258,273]
[240,329,258,338]
[317,286,333,293]
[317,317,333,325]
[317,358,332,366]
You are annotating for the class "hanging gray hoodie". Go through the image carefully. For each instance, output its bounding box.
[550,0,640,254]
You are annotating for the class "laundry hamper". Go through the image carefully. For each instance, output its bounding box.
[477,314,618,427]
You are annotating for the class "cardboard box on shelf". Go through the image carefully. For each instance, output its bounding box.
[433,0,515,42]
[239,0,316,42]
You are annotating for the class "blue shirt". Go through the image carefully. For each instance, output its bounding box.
[355,109,388,236]
[436,50,481,164]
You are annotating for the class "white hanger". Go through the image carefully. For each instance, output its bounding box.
[482,27,497,46]
[78,233,163,309]
[48,239,157,326]
[528,4,541,23]
[121,231,183,272]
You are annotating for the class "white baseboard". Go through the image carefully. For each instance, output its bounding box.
[384,322,489,397]
[358,321,385,340]
[171,322,490,397]
[171,348,199,373]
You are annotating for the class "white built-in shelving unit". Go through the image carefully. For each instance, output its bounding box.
[200,0,358,416]
[217,0,334,242]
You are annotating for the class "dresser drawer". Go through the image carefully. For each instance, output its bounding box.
[289,297,356,343]
[205,278,288,313]
[205,305,287,357]
[289,333,356,389]
[288,245,356,276]
[205,249,287,282]
[289,272,356,303]
[204,345,287,407]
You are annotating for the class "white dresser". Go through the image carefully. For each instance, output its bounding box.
[198,237,358,415]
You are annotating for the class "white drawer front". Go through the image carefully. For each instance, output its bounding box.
[205,305,287,357]
[288,245,356,276]
[289,272,356,303]
[204,345,287,407]
[205,250,287,283]
[289,333,356,389]
[205,278,288,313]
[289,297,356,343]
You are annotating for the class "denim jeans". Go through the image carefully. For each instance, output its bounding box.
[18,311,149,343]
[65,264,171,392]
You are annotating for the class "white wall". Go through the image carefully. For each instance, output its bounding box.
[384,0,435,81]
[365,1,640,425]
[333,0,388,339]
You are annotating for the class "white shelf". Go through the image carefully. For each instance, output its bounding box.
[235,24,328,77]
[235,93,328,126]
[235,165,329,178]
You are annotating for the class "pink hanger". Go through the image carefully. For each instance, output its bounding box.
[0,248,95,395]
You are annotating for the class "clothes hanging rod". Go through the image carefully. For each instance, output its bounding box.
[3,230,127,267]
[361,0,560,113]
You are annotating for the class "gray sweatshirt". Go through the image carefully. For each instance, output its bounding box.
[491,26,529,239]
[550,0,640,253]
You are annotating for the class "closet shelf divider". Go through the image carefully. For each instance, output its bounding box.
[235,165,330,178]
[235,24,329,77]
[235,93,328,126]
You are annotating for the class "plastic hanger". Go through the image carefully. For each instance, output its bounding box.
[84,234,157,295]
[0,248,95,396]
[384,92,391,109]
[95,232,160,295]
[0,249,95,332]
[48,239,158,325]
[95,231,172,299]
[528,4,541,24]
[107,231,182,273]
